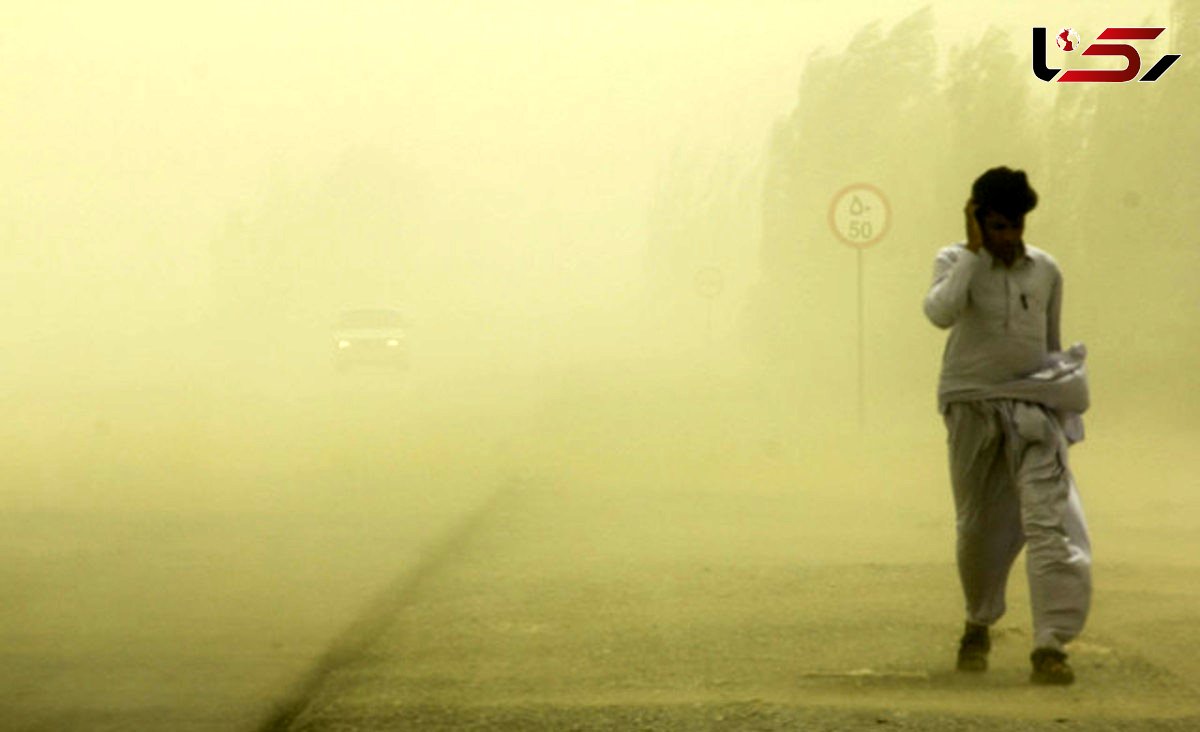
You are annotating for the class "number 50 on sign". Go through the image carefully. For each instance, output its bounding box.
[828,183,891,249]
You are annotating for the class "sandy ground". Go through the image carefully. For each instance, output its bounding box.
[278,393,1200,730]
[2,345,1197,731]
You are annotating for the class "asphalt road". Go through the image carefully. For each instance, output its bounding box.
[0,366,519,732]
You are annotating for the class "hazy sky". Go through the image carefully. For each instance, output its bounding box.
[0,0,1177,334]
[3,1,1172,227]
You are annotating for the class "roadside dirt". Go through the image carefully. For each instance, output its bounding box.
[283,481,1200,730]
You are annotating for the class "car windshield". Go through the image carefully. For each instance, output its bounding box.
[336,309,405,328]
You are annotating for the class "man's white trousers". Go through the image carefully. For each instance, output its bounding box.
[943,399,1092,651]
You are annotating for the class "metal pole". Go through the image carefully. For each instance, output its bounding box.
[857,247,865,429]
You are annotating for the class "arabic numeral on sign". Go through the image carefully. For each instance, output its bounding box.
[830,184,889,249]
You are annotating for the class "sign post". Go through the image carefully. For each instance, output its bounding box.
[827,183,891,429]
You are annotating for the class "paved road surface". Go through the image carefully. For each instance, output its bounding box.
[0,374,516,731]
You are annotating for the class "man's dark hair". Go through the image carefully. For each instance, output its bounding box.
[972,166,1038,224]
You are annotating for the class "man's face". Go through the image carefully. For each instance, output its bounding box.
[980,210,1024,265]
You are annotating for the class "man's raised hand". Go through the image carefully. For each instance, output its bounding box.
[964,199,983,253]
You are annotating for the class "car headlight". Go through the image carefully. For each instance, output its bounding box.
[338,340,351,349]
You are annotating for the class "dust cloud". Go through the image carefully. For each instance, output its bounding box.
[1,0,1197,728]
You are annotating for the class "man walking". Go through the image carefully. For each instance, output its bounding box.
[923,166,1092,685]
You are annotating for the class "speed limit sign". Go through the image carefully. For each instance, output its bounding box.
[827,182,891,429]
[828,183,891,249]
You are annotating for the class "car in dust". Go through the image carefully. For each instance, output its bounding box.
[331,307,409,373]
